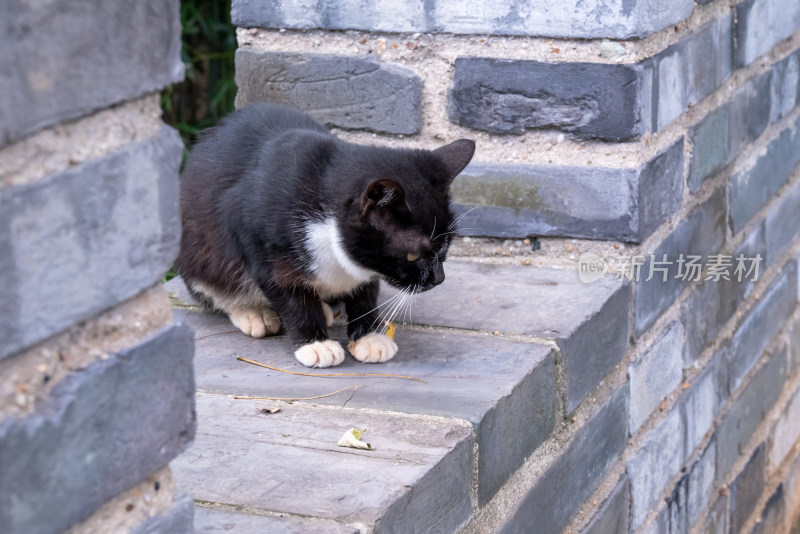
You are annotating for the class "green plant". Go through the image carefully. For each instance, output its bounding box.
[161,0,237,151]
[161,0,236,283]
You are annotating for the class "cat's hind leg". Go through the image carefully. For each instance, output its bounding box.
[188,279,281,338]
[228,308,281,338]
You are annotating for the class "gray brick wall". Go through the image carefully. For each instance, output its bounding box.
[0,1,183,147]
[232,0,693,39]
[0,1,194,532]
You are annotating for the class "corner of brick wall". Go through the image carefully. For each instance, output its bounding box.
[0,2,195,533]
[231,0,800,532]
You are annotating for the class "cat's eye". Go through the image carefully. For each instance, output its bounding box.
[407,252,420,262]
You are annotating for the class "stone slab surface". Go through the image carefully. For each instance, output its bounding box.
[232,0,693,39]
[0,126,183,360]
[172,395,473,533]
[378,261,629,413]
[171,295,557,506]
[235,50,421,135]
[195,507,359,534]
[0,0,183,147]
[0,324,195,534]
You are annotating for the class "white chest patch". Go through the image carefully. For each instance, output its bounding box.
[305,218,376,298]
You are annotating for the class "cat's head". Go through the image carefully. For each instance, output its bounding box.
[336,139,475,292]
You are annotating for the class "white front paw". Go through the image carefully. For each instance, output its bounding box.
[348,333,398,363]
[294,340,345,368]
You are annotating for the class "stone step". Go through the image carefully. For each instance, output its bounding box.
[166,260,629,532]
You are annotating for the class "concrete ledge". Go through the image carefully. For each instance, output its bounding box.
[378,262,629,414]
[171,270,560,505]
[173,396,473,533]
[231,0,693,40]
[0,0,183,147]
[0,126,184,360]
[0,324,196,534]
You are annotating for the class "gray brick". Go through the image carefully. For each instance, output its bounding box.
[171,276,558,507]
[688,72,772,192]
[234,50,421,135]
[450,138,682,243]
[477,350,558,503]
[766,179,800,266]
[642,507,669,534]
[729,444,766,534]
[627,409,685,529]
[498,388,628,534]
[0,1,183,147]
[681,221,765,365]
[449,58,642,140]
[629,321,684,433]
[450,164,639,241]
[729,113,800,234]
[638,138,687,239]
[172,396,473,533]
[728,262,797,392]
[580,475,630,534]
[687,442,717,528]
[374,262,629,414]
[704,494,729,534]
[772,50,800,123]
[770,387,800,472]
[0,127,183,360]
[232,0,693,40]
[751,484,787,534]
[131,493,194,534]
[789,316,800,375]
[682,356,725,454]
[557,282,631,413]
[0,324,195,534]
[635,188,727,336]
[654,15,733,130]
[663,440,717,533]
[195,507,359,534]
[717,347,787,483]
[734,0,800,68]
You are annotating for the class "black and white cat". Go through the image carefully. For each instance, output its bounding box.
[176,103,475,368]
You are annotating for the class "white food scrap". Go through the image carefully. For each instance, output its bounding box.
[337,428,372,450]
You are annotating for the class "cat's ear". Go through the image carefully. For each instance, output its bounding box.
[433,139,476,185]
[362,179,406,213]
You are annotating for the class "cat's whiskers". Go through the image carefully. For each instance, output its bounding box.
[347,289,406,325]
[448,206,479,231]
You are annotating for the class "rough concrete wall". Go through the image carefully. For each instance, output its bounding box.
[0,2,195,533]
[232,0,800,532]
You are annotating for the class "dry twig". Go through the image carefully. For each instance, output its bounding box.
[236,357,427,383]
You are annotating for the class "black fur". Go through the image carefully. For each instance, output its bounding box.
[176,103,475,347]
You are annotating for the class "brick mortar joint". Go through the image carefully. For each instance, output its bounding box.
[0,94,167,192]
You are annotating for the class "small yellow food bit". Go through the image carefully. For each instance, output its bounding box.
[385,322,396,341]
